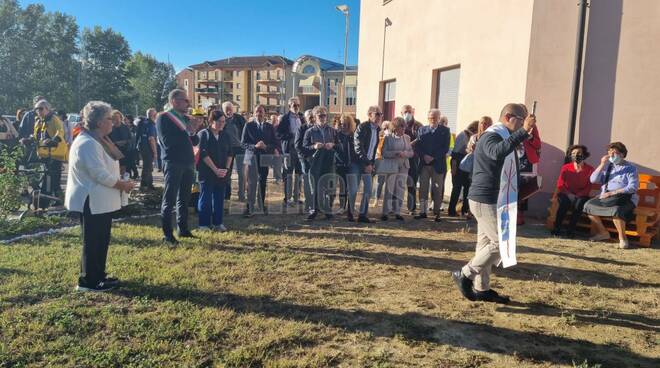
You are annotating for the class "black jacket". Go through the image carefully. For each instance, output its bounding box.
[241,120,277,155]
[335,131,356,168]
[415,124,451,174]
[354,121,380,166]
[295,123,313,162]
[156,111,199,166]
[196,128,233,184]
[276,111,304,154]
[468,128,529,204]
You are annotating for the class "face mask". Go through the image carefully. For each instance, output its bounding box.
[573,154,584,164]
[403,113,413,123]
[609,154,623,165]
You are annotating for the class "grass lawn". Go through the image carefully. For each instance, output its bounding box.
[0,190,659,367]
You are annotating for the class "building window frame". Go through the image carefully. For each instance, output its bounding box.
[431,64,461,133]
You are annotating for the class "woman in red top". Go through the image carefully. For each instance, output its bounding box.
[552,144,595,237]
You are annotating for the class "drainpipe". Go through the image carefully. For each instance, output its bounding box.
[567,0,589,147]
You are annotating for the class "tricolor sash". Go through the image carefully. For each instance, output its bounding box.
[486,123,518,268]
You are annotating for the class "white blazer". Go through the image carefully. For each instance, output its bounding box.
[65,132,122,214]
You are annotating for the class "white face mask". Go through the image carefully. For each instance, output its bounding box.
[403,112,413,122]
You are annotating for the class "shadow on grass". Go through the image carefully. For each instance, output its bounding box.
[0,267,29,279]
[113,281,659,368]
[497,301,660,333]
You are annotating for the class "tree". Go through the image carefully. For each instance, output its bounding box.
[80,26,133,112]
[0,0,78,114]
[126,52,177,115]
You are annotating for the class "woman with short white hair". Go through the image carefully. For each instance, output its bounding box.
[65,101,134,292]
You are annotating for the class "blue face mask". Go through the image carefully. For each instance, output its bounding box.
[609,154,623,165]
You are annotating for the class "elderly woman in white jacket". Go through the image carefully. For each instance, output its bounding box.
[65,101,134,292]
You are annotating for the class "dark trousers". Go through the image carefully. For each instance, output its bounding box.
[334,166,350,212]
[283,148,303,202]
[247,158,269,212]
[198,181,226,227]
[79,197,112,287]
[554,193,590,233]
[156,145,162,171]
[226,148,246,201]
[140,149,154,188]
[161,161,194,237]
[448,162,471,215]
[406,157,420,212]
[308,153,335,214]
[39,159,62,208]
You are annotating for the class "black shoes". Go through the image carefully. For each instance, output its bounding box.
[76,280,116,292]
[347,213,355,222]
[474,289,510,304]
[306,211,318,221]
[357,216,373,223]
[325,214,334,220]
[381,215,389,221]
[395,215,404,221]
[103,276,120,288]
[178,230,196,238]
[434,215,442,222]
[414,213,428,220]
[163,235,179,245]
[451,270,476,301]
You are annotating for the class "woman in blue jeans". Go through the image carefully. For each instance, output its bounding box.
[196,110,233,231]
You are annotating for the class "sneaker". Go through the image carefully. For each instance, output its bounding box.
[76,281,116,292]
[306,211,318,221]
[414,213,428,220]
[618,239,630,249]
[214,224,227,232]
[451,270,476,301]
[589,232,610,242]
[197,226,212,232]
[474,289,510,304]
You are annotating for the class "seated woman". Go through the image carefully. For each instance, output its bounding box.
[583,142,639,249]
[552,144,594,237]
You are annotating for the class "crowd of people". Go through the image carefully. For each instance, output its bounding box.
[4,91,640,298]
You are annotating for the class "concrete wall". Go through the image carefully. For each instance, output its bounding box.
[356,0,535,124]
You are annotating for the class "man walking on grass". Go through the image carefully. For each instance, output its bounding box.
[452,103,536,304]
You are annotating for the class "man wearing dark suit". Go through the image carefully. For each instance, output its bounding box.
[415,108,451,222]
[402,104,424,215]
[241,104,277,216]
[353,105,383,223]
[276,97,304,207]
[156,89,201,244]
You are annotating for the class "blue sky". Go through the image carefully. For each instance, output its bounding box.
[31,0,361,72]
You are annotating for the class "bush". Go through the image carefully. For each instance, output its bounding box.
[0,145,27,220]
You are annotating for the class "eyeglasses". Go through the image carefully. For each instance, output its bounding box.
[317,114,327,118]
[373,112,383,116]
[175,98,190,103]
[291,104,300,107]
[34,107,45,112]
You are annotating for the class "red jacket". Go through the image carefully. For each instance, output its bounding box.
[556,162,595,197]
[523,127,541,164]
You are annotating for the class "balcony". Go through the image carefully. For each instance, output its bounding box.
[195,88,219,94]
[256,89,283,96]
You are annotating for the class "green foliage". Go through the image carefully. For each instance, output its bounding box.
[0,0,79,114]
[0,0,173,117]
[126,52,177,115]
[0,145,27,219]
[80,25,133,112]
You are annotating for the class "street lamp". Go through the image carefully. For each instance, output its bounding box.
[382,17,392,81]
[336,4,349,118]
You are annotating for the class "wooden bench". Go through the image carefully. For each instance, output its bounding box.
[546,174,660,247]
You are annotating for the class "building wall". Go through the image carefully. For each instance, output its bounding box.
[356,0,534,124]
[175,69,194,104]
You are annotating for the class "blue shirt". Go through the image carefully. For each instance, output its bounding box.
[590,161,639,205]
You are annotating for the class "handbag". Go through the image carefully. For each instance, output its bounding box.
[459,152,474,173]
[37,140,68,162]
[376,158,399,174]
